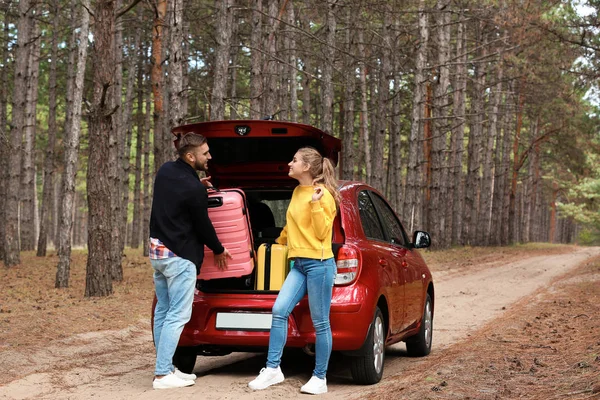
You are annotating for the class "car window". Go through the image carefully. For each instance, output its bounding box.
[370,193,408,246]
[358,191,386,241]
[263,199,291,227]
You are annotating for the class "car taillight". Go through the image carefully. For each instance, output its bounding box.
[335,244,361,286]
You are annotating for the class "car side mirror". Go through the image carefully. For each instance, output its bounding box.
[412,231,431,249]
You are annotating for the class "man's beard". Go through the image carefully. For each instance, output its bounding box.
[194,160,207,171]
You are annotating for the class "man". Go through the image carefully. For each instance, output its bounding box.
[149,132,232,389]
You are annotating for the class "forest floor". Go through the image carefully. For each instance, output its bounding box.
[0,244,599,399]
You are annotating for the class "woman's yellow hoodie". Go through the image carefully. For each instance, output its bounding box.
[276,185,336,260]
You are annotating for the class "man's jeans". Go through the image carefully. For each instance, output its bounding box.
[266,257,336,379]
[151,256,196,376]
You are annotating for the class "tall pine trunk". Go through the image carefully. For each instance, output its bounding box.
[0,12,11,262]
[405,0,428,232]
[430,0,451,246]
[151,0,167,173]
[37,0,60,256]
[250,0,263,119]
[56,0,89,287]
[86,0,116,297]
[5,0,32,266]
[142,90,152,257]
[20,11,41,252]
[341,5,356,181]
[450,12,466,245]
[477,64,503,244]
[321,0,335,135]
[210,0,234,120]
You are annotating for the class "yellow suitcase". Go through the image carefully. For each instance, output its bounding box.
[255,243,289,290]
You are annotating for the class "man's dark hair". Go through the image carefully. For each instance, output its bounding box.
[177,133,207,157]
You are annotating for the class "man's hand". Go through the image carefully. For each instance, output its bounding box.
[214,248,233,270]
[200,176,213,188]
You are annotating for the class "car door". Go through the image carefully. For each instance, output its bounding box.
[357,191,405,334]
[368,193,421,334]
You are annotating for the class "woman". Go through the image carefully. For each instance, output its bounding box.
[248,147,340,395]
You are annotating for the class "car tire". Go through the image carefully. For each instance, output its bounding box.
[350,307,385,385]
[405,293,433,357]
[172,346,197,374]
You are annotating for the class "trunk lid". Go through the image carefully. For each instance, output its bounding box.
[172,120,342,188]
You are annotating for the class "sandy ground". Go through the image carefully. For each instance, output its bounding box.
[1,246,599,400]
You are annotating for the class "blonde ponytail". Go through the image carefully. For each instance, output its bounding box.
[297,147,340,208]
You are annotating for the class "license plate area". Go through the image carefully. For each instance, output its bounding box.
[215,312,272,331]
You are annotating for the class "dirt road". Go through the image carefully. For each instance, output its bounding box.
[1,246,598,400]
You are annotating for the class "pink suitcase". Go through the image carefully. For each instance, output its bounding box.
[199,189,254,280]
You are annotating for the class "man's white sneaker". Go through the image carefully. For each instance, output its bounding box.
[174,368,197,381]
[300,376,327,395]
[152,372,194,389]
[248,366,285,390]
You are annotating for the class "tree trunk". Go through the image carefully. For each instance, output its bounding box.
[5,0,32,266]
[85,0,116,297]
[109,0,124,282]
[56,0,89,287]
[449,12,466,245]
[477,63,503,244]
[120,12,141,249]
[356,28,371,185]
[430,0,451,246]
[491,93,507,246]
[462,25,486,245]
[321,0,336,134]
[262,0,283,117]
[286,3,298,122]
[391,11,404,215]
[38,0,60,256]
[131,36,145,249]
[341,5,356,181]
[508,82,525,244]
[405,0,428,233]
[210,0,234,120]
[142,90,152,257]
[299,0,311,124]
[249,0,263,119]
[229,17,240,119]
[20,11,41,252]
[0,12,11,262]
[151,0,167,173]
[372,4,392,193]
[501,104,514,246]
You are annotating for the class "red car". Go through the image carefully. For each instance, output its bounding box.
[155,120,434,385]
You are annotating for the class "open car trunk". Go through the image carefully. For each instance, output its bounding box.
[198,188,292,293]
[198,187,344,294]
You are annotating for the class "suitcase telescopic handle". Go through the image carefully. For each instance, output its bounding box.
[207,197,223,207]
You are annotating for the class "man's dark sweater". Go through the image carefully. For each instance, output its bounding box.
[150,158,224,273]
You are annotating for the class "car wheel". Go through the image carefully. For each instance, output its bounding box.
[350,307,385,385]
[405,293,433,357]
[172,346,197,374]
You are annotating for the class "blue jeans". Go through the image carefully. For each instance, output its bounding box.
[266,257,336,379]
[151,256,197,376]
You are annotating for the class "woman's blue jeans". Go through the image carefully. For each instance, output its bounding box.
[266,257,336,379]
[151,256,197,376]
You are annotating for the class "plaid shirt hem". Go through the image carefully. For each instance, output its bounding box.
[149,237,176,259]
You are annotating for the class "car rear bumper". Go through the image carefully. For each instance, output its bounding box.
[178,284,373,351]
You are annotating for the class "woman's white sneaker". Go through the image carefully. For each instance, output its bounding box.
[152,372,194,389]
[300,376,327,395]
[248,366,285,390]
[174,368,197,381]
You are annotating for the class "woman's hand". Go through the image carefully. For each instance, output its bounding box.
[312,186,324,202]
